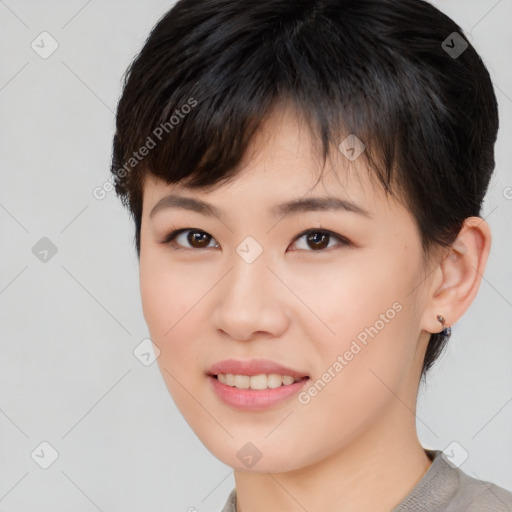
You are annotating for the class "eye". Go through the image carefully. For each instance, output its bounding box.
[161,228,219,250]
[290,229,351,252]
[161,227,351,252]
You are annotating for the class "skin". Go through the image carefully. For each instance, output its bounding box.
[139,104,491,512]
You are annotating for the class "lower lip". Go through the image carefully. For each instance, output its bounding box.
[208,375,310,411]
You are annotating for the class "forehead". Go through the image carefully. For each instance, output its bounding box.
[143,103,390,218]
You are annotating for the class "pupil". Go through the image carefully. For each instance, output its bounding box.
[190,231,209,247]
[308,232,328,250]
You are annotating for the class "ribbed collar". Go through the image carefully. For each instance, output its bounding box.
[391,449,459,511]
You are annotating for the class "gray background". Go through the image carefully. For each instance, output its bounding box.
[1,1,511,511]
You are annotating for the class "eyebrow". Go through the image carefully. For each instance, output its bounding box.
[149,193,372,220]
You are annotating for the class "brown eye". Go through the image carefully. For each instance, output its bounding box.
[186,230,212,248]
[291,229,350,252]
[162,229,218,250]
[306,231,330,250]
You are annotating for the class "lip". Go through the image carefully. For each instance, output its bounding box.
[207,358,309,379]
[206,358,310,411]
[208,375,310,411]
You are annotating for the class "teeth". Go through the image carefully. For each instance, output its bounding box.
[216,373,304,389]
[235,375,250,389]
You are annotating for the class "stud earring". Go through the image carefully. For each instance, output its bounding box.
[436,314,451,338]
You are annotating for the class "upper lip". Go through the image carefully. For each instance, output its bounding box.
[207,358,309,379]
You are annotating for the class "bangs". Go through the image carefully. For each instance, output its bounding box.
[111,2,428,218]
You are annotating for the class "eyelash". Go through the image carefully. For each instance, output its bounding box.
[159,227,352,252]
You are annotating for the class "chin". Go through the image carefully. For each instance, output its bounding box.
[201,436,310,473]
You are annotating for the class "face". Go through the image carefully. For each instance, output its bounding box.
[139,105,433,472]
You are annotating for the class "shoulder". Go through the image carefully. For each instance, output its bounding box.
[393,449,512,512]
[461,478,512,512]
[453,464,512,511]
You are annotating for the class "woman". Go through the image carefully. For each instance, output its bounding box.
[110,0,512,510]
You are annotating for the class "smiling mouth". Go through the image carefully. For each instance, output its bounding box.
[212,373,309,390]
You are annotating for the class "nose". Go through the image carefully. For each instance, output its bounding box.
[212,255,290,342]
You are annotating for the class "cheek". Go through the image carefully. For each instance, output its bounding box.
[287,255,404,347]
[292,250,417,392]
[140,246,192,330]
[139,253,205,370]
[140,263,206,413]
[292,300,412,459]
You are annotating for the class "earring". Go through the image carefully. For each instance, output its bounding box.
[436,314,452,338]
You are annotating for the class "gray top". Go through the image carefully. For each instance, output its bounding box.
[220,449,512,511]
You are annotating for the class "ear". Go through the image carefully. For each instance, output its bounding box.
[420,217,492,335]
